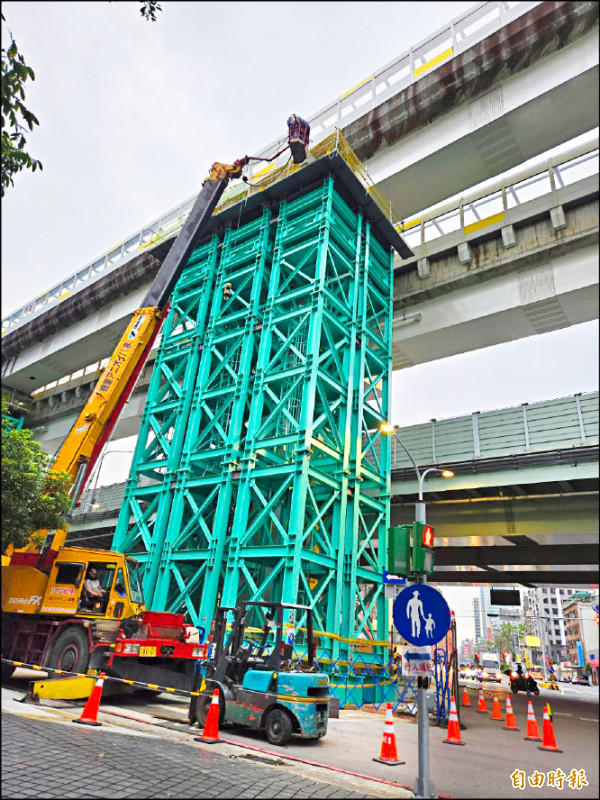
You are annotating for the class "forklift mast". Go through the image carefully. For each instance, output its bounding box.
[209,602,315,685]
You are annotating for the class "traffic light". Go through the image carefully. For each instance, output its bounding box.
[412,521,435,575]
[421,524,435,549]
[387,522,436,577]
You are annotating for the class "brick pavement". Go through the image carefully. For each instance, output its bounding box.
[1,713,376,799]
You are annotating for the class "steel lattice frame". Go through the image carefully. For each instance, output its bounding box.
[113,171,393,661]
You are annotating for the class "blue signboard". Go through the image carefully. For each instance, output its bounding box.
[576,640,584,667]
[392,584,451,646]
[382,570,407,586]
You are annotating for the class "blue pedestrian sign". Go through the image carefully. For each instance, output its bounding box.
[393,584,451,646]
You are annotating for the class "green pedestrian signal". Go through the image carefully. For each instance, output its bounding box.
[388,525,411,575]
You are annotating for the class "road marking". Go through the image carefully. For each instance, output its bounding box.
[554,712,572,716]
[579,717,599,722]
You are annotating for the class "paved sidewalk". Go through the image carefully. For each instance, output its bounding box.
[1,713,375,799]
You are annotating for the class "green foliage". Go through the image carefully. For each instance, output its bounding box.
[491,622,526,656]
[1,14,42,197]
[108,1,162,22]
[1,398,72,552]
[139,1,162,22]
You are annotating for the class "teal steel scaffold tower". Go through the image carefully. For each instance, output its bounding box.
[113,135,409,663]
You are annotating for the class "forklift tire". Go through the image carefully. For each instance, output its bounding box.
[46,627,90,676]
[265,708,293,746]
[195,691,225,727]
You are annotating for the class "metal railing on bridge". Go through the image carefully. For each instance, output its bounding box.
[398,139,599,251]
[390,391,599,471]
[1,1,541,338]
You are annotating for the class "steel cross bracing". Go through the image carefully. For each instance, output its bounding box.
[112,176,393,663]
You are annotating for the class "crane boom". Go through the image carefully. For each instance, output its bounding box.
[48,162,246,549]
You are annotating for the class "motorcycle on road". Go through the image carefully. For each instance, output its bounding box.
[509,670,540,695]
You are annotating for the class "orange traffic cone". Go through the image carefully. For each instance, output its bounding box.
[524,699,541,741]
[443,696,465,746]
[373,703,405,765]
[503,696,520,731]
[196,688,221,744]
[490,695,503,721]
[476,687,487,713]
[461,688,471,707]
[73,672,105,727]
[538,705,563,752]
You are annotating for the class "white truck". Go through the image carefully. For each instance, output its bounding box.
[477,651,502,683]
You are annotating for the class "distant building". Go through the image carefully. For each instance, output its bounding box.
[472,587,502,646]
[473,598,482,641]
[524,588,572,665]
[459,639,473,663]
[562,593,599,685]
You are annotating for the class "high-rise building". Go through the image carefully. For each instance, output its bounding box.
[473,587,504,645]
[473,598,482,642]
[523,587,572,664]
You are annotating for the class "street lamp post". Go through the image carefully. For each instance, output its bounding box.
[381,423,453,800]
[87,449,133,510]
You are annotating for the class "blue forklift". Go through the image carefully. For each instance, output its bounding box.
[189,602,329,745]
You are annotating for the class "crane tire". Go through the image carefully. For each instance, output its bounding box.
[46,627,90,676]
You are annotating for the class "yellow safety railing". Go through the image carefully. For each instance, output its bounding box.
[214,130,394,223]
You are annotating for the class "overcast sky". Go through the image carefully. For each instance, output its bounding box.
[2,2,598,642]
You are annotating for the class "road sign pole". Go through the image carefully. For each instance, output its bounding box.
[414,500,435,799]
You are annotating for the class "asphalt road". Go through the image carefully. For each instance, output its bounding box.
[93,676,600,798]
[3,671,598,799]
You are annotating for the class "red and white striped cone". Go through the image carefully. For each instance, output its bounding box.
[538,705,563,752]
[196,688,221,744]
[73,672,105,726]
[476,687,487,713]
[503,696,520,731]
[461,688,471,707]
[443,696,465,746]
[373,703,405,765]
[524,699,541,741]
[490,695,503,721]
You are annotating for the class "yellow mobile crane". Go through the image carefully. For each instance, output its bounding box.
[1,118,312,688]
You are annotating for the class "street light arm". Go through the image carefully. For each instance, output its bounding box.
[392,430,420,481]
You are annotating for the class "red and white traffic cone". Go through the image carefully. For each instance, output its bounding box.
[490,695,503,721]
[73,672,105,727]
[461,688,471,707]
[373,703,405,765]
[196,688,221,744]
[476,687,487,713]
[503,696,519,731]
[443,696,465,746]
[524,698,541,741]
[538,705,563,752]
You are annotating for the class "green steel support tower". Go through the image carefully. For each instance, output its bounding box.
[113,137,410,666]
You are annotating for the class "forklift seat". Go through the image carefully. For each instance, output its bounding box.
[244,655,270,671]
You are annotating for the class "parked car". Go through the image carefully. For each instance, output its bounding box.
[571,674,590,685]
[529,670,544,681]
